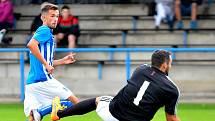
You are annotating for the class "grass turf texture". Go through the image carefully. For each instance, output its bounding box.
[1,103,215,121]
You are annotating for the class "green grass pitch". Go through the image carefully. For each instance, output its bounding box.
[1,103,215,121]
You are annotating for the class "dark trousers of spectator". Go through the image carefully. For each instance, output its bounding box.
[0,22,13,30]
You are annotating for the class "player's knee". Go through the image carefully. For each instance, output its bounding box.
[95,97,100,106]
[67,95,80,104]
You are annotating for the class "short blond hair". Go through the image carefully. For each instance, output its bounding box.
[41,3,59,15]
[40,2,51,9]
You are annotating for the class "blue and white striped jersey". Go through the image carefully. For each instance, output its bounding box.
[26,25,55,85]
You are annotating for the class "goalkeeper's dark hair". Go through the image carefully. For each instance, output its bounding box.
[151,50,171,68]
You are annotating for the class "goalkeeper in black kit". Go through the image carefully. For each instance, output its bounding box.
[51,49,180,121]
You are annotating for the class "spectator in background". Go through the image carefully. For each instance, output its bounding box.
[54,5,80,49]
[25,2,51,46]
[25,14,43,45]
[0,0,14,30]
[0,0,13,43]
[146,1,156,16]
[30,14,43,34]
[25,2,48,62]
[175,0,203,29]
[154,0,175,31]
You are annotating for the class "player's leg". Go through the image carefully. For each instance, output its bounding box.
[58,97,97,117]
[42,78,79,120]
[48,78,80,104]
[51,96,118,121]
[25,78,76,120]
[32,109,41,121]
[28,111,34,121]
[24,80,71,120]
[34,78,79,120]
[27,110,41,121]
[37,100,73,118]
[51,97,97,121]
[24,84,43,121]
[67,95,79,104]
[96,96,119,121]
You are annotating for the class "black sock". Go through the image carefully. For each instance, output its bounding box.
[58,98,97,118]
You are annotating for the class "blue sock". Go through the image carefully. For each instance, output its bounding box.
[37,100,73,118]
[37,105,52,118]
[60,100,73,108]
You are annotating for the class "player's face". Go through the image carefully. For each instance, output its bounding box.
[165,55,172,74]
[45,9,59,29]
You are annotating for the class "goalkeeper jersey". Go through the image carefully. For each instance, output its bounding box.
[109,64,180,121]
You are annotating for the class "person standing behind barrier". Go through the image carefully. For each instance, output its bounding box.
[0,0,14,30]
[54,5,80,49]
[154,0,175,31]
[0,0,14,43]
[175,0,203,29]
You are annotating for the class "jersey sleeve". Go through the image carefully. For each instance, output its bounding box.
[33,26,52,44]
[165,93,179,115]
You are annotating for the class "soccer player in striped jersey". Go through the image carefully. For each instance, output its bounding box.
[24,3,79,121]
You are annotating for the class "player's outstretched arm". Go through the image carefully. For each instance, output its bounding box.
[27,39,54,74]
[165,113,180,121]
[53,53,76,67]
